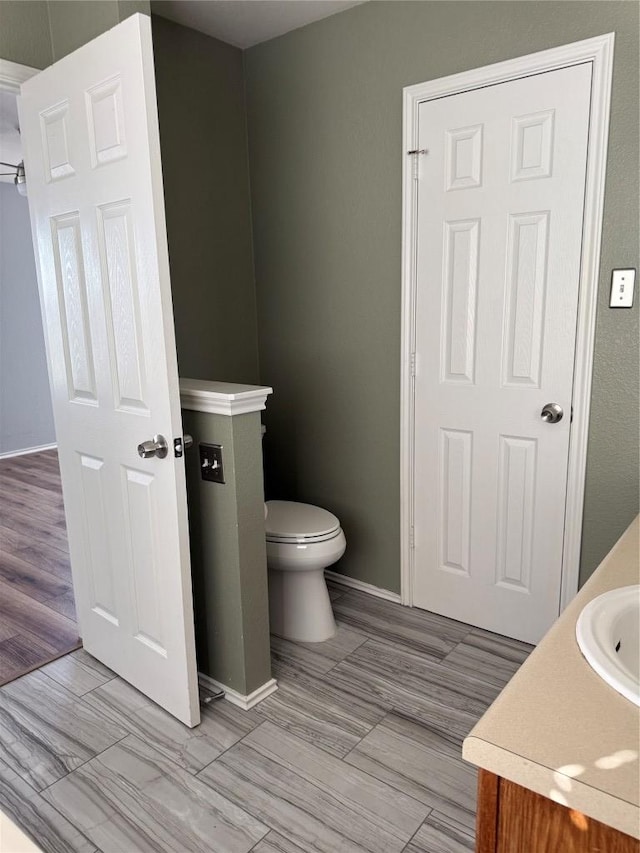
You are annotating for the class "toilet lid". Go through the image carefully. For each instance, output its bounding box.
[265,500,340,540]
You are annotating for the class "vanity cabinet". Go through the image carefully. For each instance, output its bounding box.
[476,770,640,853]
[464,519,640,850]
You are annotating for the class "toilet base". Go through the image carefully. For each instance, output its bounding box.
[268,567,337,643]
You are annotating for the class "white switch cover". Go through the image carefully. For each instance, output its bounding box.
[610,269,635,308]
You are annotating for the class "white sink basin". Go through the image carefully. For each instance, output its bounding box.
[576,585,640,707]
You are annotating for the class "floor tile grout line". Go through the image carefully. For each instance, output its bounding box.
[325,707,458,821]
[320,637,369,676]
[335,737,476,834]
[442,629,533,658]
[39,723,274,847]
[343,632,517,701]
[375,705,476,763]
[313,644,489,731]
[195,718,436,848]
[72,676,260,777]
[333,628,471,668]
[69,668,125,704]
[28,781,101,853]
[339,707,396,762]
[257,665,391,762]
[39,731,132,795]
[246,826,273,852]
[326,660,498,719]
[4,666,132,791]
[434,647,531,693]
[194,717,274,779]
[334,594,477,637]
[194,734,354,842]
[0,478,520,853]
[330,754,438,823]
[398,806,436,853]
[40,670,116,699]
[314,672,468,731]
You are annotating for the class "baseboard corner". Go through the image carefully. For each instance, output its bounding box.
[198,672,278,711]
[324,569,402,603]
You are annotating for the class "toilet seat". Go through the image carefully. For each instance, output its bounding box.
[267,528,343,545]
[265,500,340,544]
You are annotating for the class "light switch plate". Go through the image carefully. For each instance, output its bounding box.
[199,443,225,484]
[610,269,635,308]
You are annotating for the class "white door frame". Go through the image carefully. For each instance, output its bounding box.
[0,58,38,93]
[400,34,615,613]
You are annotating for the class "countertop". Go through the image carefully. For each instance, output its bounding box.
[463,517,640,840]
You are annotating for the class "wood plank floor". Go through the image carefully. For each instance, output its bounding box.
[0,450,80,687]
[0,583,533,853]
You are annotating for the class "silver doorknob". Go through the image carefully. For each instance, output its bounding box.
[137,434,169,459]
[540,403,563,424]
[183,434,193,450]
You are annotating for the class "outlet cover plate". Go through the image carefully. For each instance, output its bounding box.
[610,268,635,308]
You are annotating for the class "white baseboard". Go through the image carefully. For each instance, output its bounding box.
[0,443,57,460]
[198,672,278,711]
[324,570,402,604]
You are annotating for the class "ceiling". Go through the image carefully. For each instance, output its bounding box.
[151,0,366,49]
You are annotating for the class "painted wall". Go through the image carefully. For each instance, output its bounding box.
[47,0,150,61]
[182,407,271,694]
[1,6,257,384]
[0,183,55,454]
[245,1,640,592]
[3,0,636,600]
[0,0,150,68]
[0,1,52,68]
[152,16,259,384]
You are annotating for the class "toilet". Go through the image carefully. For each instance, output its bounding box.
[265,500,346,643]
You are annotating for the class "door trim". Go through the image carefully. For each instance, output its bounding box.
[0,58,38,93]
[400,34,615,613]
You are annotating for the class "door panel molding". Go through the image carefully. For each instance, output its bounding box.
[401,33,615,615]
[16,16,200,725]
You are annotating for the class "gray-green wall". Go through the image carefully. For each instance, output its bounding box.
[246,1,640,592]
[182,408,271,694]
[0,1,52,68]
[0,0,150,68]
[152,16,259,384]
[0,5,259,384]
[3,0,637,598]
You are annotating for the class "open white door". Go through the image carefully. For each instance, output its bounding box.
[18,14,200,726]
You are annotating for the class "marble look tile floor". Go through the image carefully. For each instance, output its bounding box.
[0,585,532,853]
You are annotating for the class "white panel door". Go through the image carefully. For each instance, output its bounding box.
[18,14,200,725]
[413,63,592,644]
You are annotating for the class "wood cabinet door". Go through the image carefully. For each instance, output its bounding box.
[477,770,640,853]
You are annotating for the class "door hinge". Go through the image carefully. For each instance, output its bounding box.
[409,526,415,550]
[410,352,417,377]
[407,148,428,180]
